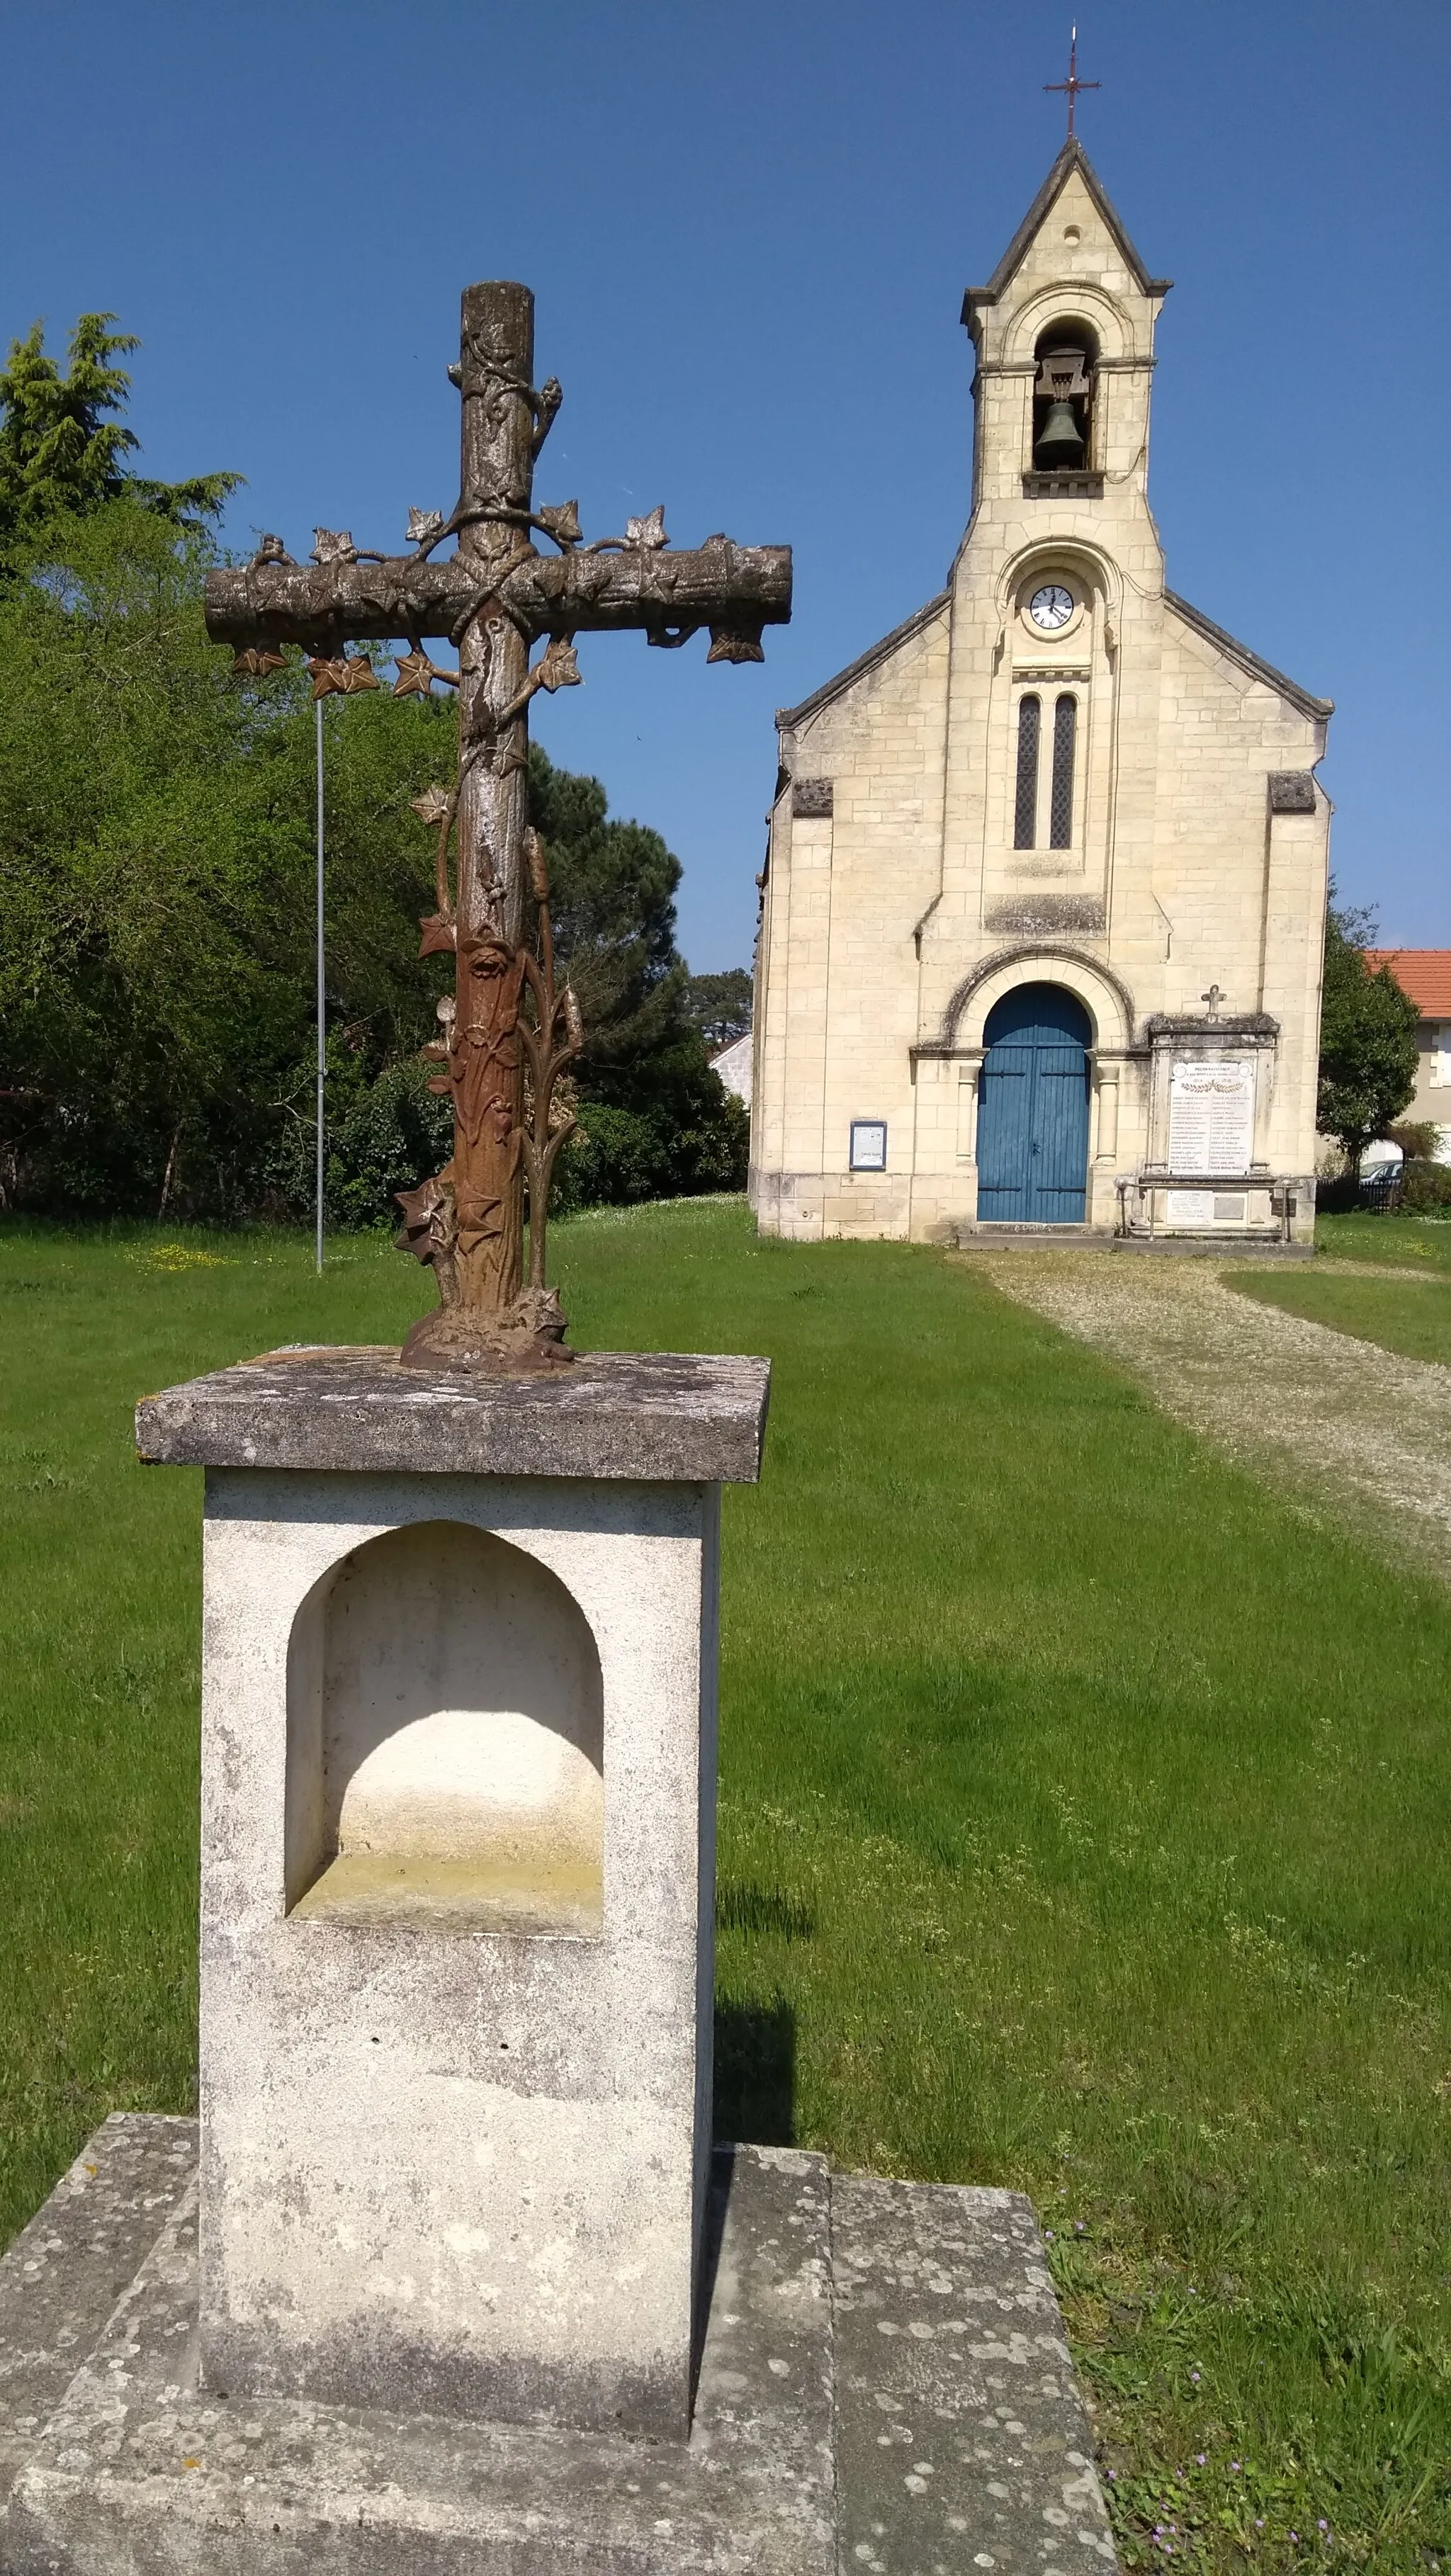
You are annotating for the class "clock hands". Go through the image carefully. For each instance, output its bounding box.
[1029,582,1074,631]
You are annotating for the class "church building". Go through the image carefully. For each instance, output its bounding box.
[750,140,1331,1245]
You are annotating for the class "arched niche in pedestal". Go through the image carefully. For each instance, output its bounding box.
[283,1518,604,1938]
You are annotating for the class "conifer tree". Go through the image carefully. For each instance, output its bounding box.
[0,313,239,548]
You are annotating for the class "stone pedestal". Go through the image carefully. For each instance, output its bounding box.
[133,1347,769,2442]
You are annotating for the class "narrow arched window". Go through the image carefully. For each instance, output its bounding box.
[1049,694,1077,849]
[1014,695,1040,849]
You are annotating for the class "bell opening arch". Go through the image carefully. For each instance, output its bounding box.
[1030,322,1100,473]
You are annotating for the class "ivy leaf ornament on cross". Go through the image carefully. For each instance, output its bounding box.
[208,283,791,1373]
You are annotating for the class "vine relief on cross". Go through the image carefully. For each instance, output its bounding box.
[206,282,791,1375]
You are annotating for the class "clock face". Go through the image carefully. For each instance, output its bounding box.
[1029,582,1075,632]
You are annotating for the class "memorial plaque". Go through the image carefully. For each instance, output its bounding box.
[1166,1058,1254,1225]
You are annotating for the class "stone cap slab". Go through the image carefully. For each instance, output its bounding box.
[135,1345,771,1484]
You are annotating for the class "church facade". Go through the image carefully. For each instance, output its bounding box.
[750,142,1331,1246]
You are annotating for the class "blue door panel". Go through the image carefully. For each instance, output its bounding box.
[976,985,1090,1224]
[977,1051,1032,1218]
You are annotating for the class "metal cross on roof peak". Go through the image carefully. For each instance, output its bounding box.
[1045,26,1100,140]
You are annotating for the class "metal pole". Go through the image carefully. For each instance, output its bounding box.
[315,696,325,1274]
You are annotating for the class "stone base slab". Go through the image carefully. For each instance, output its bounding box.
[1110,1236,1314,1260]
[1,2118,1117,2576]
[960,1231,1314,1260]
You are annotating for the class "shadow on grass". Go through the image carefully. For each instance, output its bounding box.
[717,1879,815,1942]
[713,1996,796,2147]
[696,2004,799,2405]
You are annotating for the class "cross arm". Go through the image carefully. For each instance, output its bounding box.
[505,534,791,647]
[203,536,791,655]
[203,554,476,652]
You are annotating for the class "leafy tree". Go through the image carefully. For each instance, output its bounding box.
[1316,898,1421,1172]
[0,504,744,1221]
[684,968,752,1048]
[1400,1160,1451,1211]
[526,746,687,1085]
[0,314,239,551]
[1388,1119,1442,1161]
[0,501,451,1213]
[526,746,747,1206]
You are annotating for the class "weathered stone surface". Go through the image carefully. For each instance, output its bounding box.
[1,2124,1117,2575]
[832,2175,1115,2574]
[4,2136,835,2575]
[1267,771,1316,815]
[791,778,833,819]
[983,898,1107,937]
[195,1469,722,2439]
[135,1349,771,1485]
[0,2117,195,2517]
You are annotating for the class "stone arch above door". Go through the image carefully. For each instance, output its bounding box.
[928,946,1137,1056]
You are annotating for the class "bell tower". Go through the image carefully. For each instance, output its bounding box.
[960,139,1172,518]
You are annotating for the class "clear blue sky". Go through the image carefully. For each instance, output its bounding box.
[2,1,1445,970]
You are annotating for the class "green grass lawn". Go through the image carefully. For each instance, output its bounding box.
[3,1204,1450,2572]
[1316,1209,1451,1270]
[1233,1262,1451,1368]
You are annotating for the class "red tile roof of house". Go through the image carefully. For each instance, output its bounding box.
[1365,951,1451,1017]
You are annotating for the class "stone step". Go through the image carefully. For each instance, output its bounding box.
[1,2117,1118,2575]
[960,1226,1117,1248]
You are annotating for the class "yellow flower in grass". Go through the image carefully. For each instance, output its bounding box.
[128,1243,232,1272]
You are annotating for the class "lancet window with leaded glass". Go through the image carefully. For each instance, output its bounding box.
[1014,695,1041,849]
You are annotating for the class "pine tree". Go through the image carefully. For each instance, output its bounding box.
[683,969,752,1046]
[0,313,239,549]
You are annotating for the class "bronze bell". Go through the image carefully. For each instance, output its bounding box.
[1034,398,1085,468]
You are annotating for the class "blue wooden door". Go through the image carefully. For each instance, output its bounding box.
[976,984,1091,1222]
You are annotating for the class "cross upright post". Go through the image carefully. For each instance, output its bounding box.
[206,283,791,1371]
[445,282,542,1335]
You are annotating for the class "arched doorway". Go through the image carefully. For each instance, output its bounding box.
[976,983,1092,1223]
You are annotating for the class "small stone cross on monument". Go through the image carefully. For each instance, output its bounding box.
[1201,983,1224,1019]
[206,284,791,1372]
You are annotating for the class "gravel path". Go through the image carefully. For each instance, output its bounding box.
[959,1251,1451,1581]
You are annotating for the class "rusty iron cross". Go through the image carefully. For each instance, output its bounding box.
[206,283,791,1374]
[1044,26,1100,140]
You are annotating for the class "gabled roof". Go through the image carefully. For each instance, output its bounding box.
[1365,951,1451,1017]
[1164,589,1333,723]
[775,592,949,733]
[961,137,1171,324]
